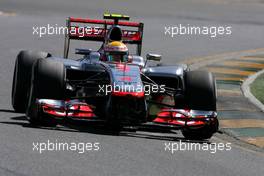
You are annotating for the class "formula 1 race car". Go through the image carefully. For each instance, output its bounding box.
[12,14,218,139]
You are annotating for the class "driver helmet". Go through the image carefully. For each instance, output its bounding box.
[103,41,129,62]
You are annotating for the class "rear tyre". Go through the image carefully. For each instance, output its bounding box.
[12,50,51,112]
[27,59,65,127]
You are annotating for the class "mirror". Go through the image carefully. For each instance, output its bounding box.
[75,48,92,55]
[144,53,162,67]
[146,53,162,61]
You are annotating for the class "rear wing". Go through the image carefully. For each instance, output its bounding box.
[63,16,144,58]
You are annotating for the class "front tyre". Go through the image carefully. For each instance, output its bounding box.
[27,59,65,127]
[12,50,51,112]
[184,70,217,111]
[182,71,218,140]
[181,119,219,140]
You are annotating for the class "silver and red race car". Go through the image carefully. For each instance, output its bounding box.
[12,14,218,139]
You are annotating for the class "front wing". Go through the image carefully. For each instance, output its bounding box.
[35,99,217,129]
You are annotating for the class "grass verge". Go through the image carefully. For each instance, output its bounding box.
[251,72,264,104]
